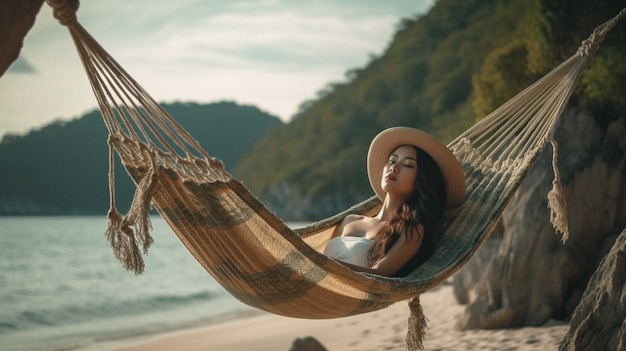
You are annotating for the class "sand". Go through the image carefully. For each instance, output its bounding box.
[90,284,569,351]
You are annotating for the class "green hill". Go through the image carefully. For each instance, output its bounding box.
[2,0,624,220]
[235,0,626,221]
[0,101,282,215]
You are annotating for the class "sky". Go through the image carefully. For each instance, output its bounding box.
[0,0,434,139]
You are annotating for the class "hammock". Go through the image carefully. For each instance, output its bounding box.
[46,1,625,349]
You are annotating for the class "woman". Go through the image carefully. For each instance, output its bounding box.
[324,127,466,277]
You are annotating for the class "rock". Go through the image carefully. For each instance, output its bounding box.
[0,0,45,77]
[453,108,626,330]
[289,336,328,351]
[559,226,626,351]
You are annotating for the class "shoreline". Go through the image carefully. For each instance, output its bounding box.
[79,284,570,351]
[73,308,267,351]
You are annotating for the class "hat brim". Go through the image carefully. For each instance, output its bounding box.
[367,127,466,209]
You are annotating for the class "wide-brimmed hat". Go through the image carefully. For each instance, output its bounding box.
[367,127,466,209]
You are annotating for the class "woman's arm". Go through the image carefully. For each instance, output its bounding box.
[369,231,422,276]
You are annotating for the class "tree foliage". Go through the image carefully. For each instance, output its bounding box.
[3,0,624,220]
[235,0,625,220]
[473,0,626,122]
[235,0,531,218]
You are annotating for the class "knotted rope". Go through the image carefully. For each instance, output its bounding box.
[577,6,626,67]
[47,0,79,26]
[46,0,232,274]
[547,138,569,242]
[406,295,428,351]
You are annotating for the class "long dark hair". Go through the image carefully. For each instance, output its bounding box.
[368,146,447,277]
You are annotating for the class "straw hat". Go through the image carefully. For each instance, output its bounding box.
[367,127,466,209]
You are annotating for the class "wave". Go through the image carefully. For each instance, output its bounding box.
[0,290,221,333]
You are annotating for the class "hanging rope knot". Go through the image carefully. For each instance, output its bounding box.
[105,208,144,274]
[108,135,120,145]
[106,208,123,233]
[546,138,569,242]
[577,6,626,68]
[46,0,79,26]
[103,134,159,274]
[105,165,158,275]
[406,295,428,351]
[197,157,230,182]
[138,142,153,163]
[577,35,600,68]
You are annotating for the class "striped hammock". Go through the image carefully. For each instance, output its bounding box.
[46,1,625,349]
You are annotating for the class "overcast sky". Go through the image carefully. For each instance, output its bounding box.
[0,0,434,138]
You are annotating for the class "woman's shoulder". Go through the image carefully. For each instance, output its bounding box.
[331,214,366,238]
[341,214,365,224]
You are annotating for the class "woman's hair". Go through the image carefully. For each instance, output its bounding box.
[368,146,447,277]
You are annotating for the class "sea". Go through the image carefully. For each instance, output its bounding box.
[0,216,308,351]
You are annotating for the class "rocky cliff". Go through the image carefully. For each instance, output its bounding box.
[452,108,626,330]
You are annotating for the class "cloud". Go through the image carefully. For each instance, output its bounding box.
[141,11,398,70]
[7,57,37,74]
[0,0,434,138]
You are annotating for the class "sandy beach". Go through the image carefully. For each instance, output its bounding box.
[86,283,569,351]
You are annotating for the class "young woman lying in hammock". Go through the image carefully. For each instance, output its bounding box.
[324,127,466,277]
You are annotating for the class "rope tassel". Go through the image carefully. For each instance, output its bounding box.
[105,208,145,274]
[122,159,158,253]
[547,138,569,242]
[104,137,158,275]
[105,164,158,275]
[406,295,428,351]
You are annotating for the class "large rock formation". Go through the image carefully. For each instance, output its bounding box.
[452,108,626,329]
[0,0,45,76]
[560,226,626,351]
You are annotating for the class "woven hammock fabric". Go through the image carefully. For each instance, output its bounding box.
[45,1,626,349]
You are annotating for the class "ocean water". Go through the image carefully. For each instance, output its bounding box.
[0,216,305,351]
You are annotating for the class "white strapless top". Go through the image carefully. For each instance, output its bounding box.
[323,236,373,268]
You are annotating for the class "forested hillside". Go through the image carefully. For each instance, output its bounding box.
[0,101,282,215]
[235,0,626,220]
[2,0,623,220]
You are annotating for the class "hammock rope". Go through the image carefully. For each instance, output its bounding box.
[45,0,625,349]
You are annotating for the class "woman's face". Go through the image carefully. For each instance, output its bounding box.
[381,145,418,198]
